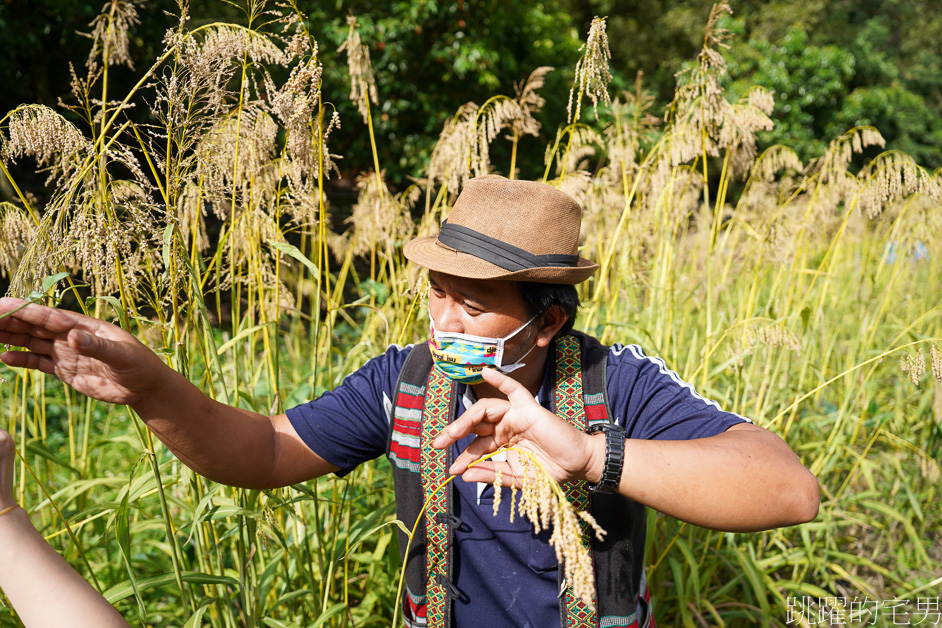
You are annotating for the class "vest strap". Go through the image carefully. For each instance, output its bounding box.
[420,366,455,628]
[554,335,598,627]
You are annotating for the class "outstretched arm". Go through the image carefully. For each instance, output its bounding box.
[0,429,130,627]
[434,367,819,532]
[0,298,337,488]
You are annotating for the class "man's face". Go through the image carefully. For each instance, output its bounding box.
[427,271,536,361]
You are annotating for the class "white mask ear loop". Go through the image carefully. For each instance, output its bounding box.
[503,313,539,342]
[498,314,542,373]
[498,341,537,374]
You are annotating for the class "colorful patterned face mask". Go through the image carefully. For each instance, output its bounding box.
[428,313,538,384]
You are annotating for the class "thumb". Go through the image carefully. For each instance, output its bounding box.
[68,329,99,353]
[67,329,132,367]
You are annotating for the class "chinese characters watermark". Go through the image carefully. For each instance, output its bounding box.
[786,596,941,626]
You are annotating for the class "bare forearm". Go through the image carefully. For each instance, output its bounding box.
[0,298,332,488]
[589,425,820,531]
[130,367,282,488]
[0,507,129,628]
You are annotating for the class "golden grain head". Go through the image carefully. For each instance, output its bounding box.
[470,98,522,178]
[729,322,802,367]
[750,145,803,184]
[271,57,324,181]
[702,1,733,57]
[900,350,926,386]
[484,449,605,609]
[283,14,310,60]
[929,345,942,384]
[492,467,503,517]
[513,66,553,138]
[817,127,886,178]
[338,15,379,123]
[568,16,612,123]
[718,101,773,177]
[0,203,36,279]
[86,0,142,72]
[2,105,92,177]
[346,171,415,256]
[428,103,478,196]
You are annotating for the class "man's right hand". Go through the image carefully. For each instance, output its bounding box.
[0,297,169,407]
[0,297,337,488]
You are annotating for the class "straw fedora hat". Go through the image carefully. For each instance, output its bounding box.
[404,175,598,284]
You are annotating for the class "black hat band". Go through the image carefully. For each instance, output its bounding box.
[437,222,579,272]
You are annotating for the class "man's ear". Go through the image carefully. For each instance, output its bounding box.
[534,306,567,347]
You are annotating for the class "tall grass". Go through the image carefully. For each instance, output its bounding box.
[1,1,940,626]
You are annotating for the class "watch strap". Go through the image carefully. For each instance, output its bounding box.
[586,423,626,493]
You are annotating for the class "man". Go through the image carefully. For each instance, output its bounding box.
[0,175,819,627]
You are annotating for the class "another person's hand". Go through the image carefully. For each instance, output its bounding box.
[432,367,602,486]
[0,425,132,627]
[0,427,14,512]
[0,298,168,407]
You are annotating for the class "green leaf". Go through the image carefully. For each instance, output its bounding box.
[216,322,275,356]
[41,271,70,294]
[24,441,80,474]
[103,572,239,604]
[268,239,321,280]
[310,603,347,628]
[199,504,260,522]
[340,502,402,558]
[183,598,215,628]
[162,222,174,271]
[261,619,301,628]
[87,295,126,322]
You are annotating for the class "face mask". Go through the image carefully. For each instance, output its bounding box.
[428,313,539,385]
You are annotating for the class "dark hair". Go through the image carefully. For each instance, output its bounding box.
[518,281,580,337]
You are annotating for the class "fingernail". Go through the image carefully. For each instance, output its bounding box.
[77,332,91,348]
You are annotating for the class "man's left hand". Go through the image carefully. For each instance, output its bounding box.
[431,367,602,486]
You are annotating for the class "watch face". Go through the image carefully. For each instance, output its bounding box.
[588,422,626,434]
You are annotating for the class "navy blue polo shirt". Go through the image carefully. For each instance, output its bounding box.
[286,340,748,627]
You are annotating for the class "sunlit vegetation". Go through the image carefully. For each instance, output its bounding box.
[0,1,939,626]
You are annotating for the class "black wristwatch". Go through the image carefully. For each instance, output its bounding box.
[585,423,626,493]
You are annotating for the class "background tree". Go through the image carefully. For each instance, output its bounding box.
[567,0,942,169]
[3,0,941,196]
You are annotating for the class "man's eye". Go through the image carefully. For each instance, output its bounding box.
[463,302,481,313]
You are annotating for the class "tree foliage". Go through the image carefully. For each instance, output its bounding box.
[569,0,942,169]
[2,0,942,194]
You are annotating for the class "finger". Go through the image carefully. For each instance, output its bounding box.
[0,314,40,335]
[460,460,500,484]
[449,435,500,474]
[0,298,84,336]
[1,350,58,376]
[0,329,56,354]
[460,459,528,487]
[0,296,27,318]
[431,398,509,449]
[480,367,540,407]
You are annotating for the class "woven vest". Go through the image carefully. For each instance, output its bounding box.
[386,331,652,628]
